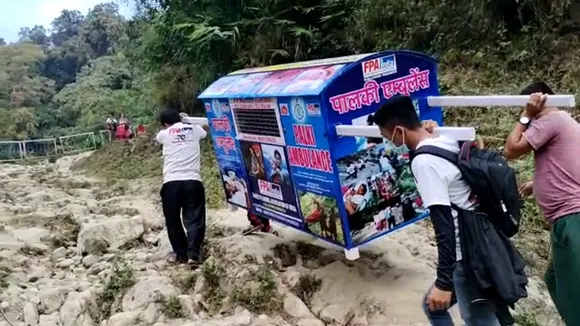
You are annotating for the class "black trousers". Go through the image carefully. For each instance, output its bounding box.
[160,180,206,262]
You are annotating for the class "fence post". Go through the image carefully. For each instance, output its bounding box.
[19,142,24,160]
[99,131,105,147]
[53,139,58,155]
[58,137,65,154]
[91,132,96,149]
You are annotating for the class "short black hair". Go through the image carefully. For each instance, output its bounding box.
[159,109,181,125]
[366,114,374,125]
[521,81,554,95]
[373,96,421,130]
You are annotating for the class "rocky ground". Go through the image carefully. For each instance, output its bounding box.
[0,153,564,326]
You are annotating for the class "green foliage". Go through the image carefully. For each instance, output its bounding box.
[97,260,136,322]
[0,43,54,108]
[53,54,154,130]
[233,267,280,314]
[159,296,185,319]
[201,261,227,313]
[0,107,38,140]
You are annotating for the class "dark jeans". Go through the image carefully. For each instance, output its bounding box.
[545,213,580,326]
[423,262,501,326]
[160,180,206,262]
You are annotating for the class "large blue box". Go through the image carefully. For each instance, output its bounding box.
[198,50,443,250]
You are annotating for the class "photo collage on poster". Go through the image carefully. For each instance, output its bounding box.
[338,107,426,245]
[278,96,346,245]
[205,99,250,210]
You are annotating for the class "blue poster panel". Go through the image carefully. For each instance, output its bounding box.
[228,98,302,228]
[278,96,346,246]
[204,99,250,209]
[323,51,439,246]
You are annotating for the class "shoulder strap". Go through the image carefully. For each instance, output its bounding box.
[411,145,459,167]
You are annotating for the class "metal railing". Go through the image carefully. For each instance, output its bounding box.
[0,130,107,162]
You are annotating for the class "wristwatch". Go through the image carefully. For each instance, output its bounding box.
[519,116,531,127]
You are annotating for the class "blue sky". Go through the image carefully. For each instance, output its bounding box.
[0,0,134,43]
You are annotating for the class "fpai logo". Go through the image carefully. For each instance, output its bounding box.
[212,99,223,117]
[362,54,397,80]
[258,179,283,200]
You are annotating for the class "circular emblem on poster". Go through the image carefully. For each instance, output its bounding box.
[212,99,223,118]
[293,98,305,121]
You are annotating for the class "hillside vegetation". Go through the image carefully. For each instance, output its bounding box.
[2,0,580,306]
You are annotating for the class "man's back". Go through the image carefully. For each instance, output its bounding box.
[156,122,207,183]
[523,111,580,221]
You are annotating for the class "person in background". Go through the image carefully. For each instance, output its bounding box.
[155,109,209,268]
[136,124,146,137]
[115,123,126,141]
[119,113,130,126]
[105,113,118,141]
[242,185,278,236]
[504,82,580,326]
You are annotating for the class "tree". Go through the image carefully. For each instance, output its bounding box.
[81,3,126,57]
[18,25,50,47]
[0,38,5,46]
[0,43,55,108]
[0,107,38,140]
[51,10,85,46]
[53,55,153,129]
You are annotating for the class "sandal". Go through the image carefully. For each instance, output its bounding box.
[187,259,202,269]
[166,253,187,265]
[242,225,264,236]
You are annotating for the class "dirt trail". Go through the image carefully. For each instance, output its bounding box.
[0,154,562,326]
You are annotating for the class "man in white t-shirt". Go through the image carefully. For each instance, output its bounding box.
[373,96,500,326]
[155,109,209,267]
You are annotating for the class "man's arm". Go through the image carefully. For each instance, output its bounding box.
[505,93,548,160]
[428,205,457,291]
[411,157,456,291]
[504,121,533,160]
[155,129,167,145]
[194,124,208,139]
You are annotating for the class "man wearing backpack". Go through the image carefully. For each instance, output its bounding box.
[374,96,526,326]
[504,82,580,326]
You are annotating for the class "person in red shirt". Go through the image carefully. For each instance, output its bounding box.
[115,124,126,140]
[136,124,146,137]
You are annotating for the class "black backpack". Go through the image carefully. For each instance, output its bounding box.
[411,142,522,238]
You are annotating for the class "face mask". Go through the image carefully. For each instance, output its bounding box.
[390,126,409,152]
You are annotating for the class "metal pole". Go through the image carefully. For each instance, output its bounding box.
[91,132,96,150]
[19,142,24,160]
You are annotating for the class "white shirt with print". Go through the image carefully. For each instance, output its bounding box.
[155,122,207,184]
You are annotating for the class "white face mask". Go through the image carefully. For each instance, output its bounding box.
[390,126,409,152]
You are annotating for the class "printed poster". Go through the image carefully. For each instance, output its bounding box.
[278,96,346,245]
[230,97,301,227]
[205,99,249,209]
[240,141,301,227]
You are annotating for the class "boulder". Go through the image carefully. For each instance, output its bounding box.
[23,301,39,325]
[39,288,66,314]
[77,218,145,255]
[59,288,98,326]
[122,276,178,312]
